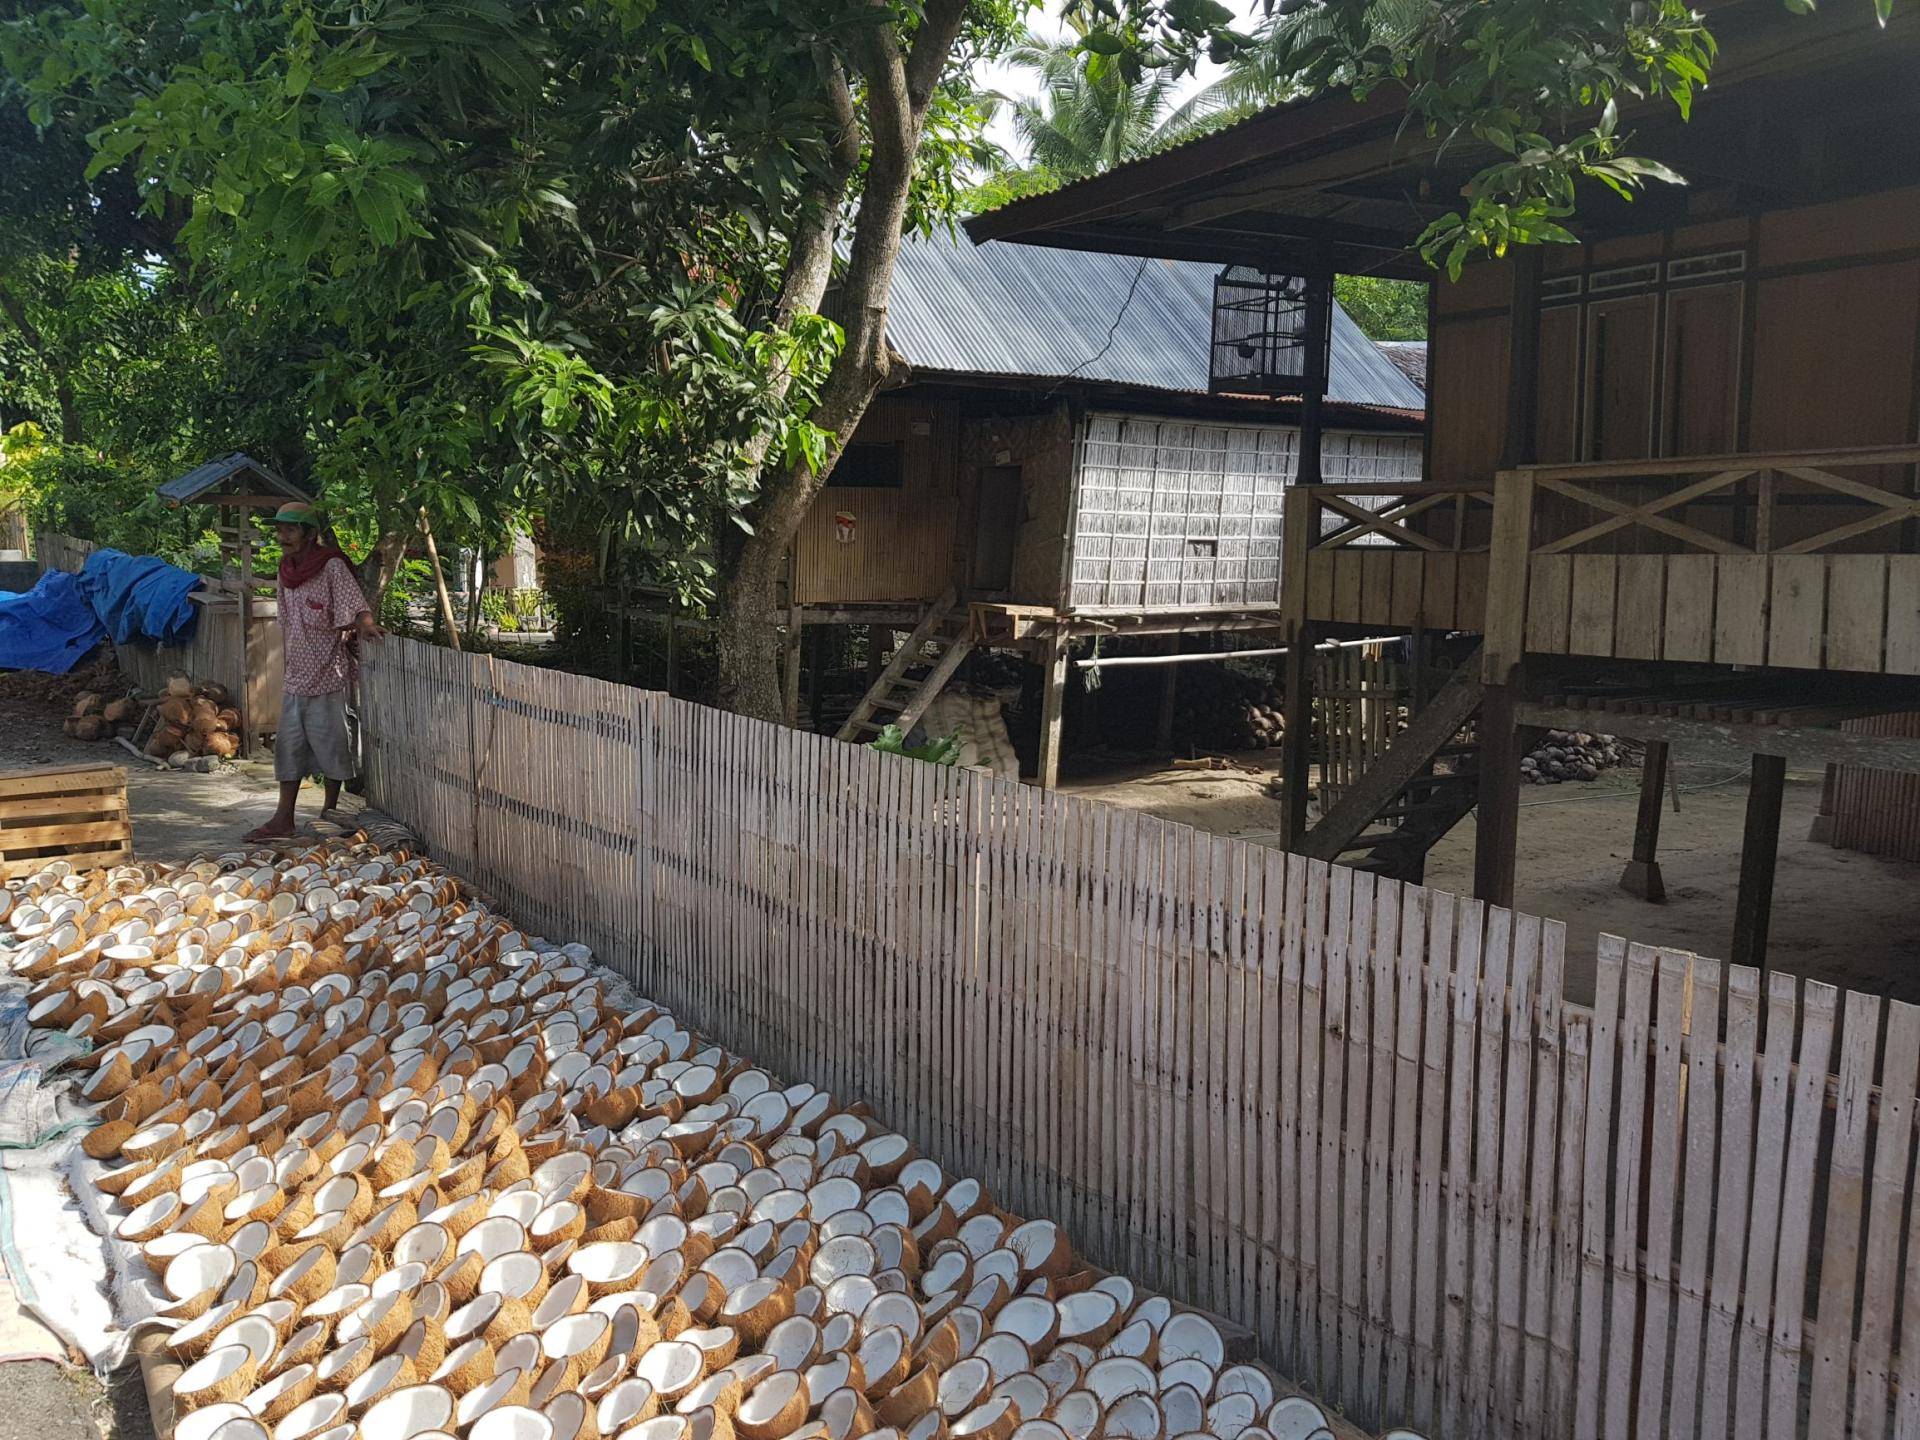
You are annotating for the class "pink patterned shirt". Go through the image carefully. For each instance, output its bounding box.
[279,557,371,696]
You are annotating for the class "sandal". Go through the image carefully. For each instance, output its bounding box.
[243,823,296,843]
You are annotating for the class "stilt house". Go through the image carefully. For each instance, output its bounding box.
[794,232,1427,784]
[967,0,1920,972]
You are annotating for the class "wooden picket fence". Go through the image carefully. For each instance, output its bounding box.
[361,637,1920,1440]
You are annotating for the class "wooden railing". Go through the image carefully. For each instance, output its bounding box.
[1283,483,1495,632]
[1483,446,1920,679]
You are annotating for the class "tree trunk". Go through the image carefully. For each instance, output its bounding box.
[711,0,969,720]
[357,529,410,614]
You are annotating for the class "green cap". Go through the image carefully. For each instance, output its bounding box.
[272,500,321,528]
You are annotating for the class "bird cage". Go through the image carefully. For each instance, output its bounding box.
[1209,266,1330,398]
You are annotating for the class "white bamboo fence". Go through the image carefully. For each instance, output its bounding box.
[362,637,1920,1440]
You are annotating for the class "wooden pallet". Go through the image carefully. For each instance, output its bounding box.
[0,762,133,879]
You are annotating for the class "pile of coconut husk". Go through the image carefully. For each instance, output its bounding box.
[140,674,243,762]
[3,837,1353,1440]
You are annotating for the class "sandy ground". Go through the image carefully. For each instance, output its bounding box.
[0,695,355,1440]
[1066,743,1920,1008]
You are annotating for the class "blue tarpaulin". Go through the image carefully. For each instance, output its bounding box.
[0,551,204,675]
[76,549,202,647]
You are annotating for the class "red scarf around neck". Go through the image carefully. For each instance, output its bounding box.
[279,540,349,590]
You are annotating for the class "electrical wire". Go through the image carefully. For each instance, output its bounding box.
[1046,256,1154,397]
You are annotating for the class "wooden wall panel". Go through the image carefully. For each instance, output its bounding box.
[1429,316,1511,485]
[1535,309,1581,465]
[795,395,959,605]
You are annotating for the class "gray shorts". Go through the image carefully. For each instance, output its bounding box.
[276,690,358,782]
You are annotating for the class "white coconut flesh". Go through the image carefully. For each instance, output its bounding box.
[1206,1393,1259,1439]
[993,1373,1049,1423]
[178,1403,253,1440]
[469,1406,555,1440]
[1156,1315,1224,1369]
[359,1384,455,1440]
[1160,1384,1206,1437]
[598,1379,659,1434]
[1263,1398,1330,1440]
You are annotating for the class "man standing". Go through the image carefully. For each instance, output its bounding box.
[245,501,382,841]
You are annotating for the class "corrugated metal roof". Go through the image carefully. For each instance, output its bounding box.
[157,452,310,507]
[887,233,1427,411]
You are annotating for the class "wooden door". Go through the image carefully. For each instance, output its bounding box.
[1663,283,1742,457]
[1586,295,1658,462]
[971,465,1021,593]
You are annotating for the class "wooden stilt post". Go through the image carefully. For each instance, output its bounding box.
[664,615,679,697]
[1038,632,1069,790]
[866,624,888,689]
[1732,753,1788,979]
[1808,761,1838,843]
[1278,623,1314,849]
[1619,739,1670,901]
[1473,684,1523,908]
[782,603,803,726]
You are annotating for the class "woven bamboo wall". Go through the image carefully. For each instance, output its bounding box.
[1826,712,1920,861]
[363,636,1920,1440]
[1070,416,1424,613]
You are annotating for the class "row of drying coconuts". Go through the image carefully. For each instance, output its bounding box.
[9,837,1349,1440]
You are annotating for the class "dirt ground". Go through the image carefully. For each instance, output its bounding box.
[1066,743,1920,1008]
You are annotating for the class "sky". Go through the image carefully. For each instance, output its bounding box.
[977,0,1264,160]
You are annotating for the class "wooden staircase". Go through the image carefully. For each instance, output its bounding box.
[1298,647,1485,882]
[833,591,976,743]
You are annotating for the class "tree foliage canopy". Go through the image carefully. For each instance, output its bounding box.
[0,0,1892,705]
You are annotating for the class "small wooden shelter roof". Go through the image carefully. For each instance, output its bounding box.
[157,453,312,509]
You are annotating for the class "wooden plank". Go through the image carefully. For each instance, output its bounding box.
[1886,556,1920,675]
[1632,949,1691,1439]
[1334,550,1365,624]
[1258,848,1290,1365]
[1733,971,1799,1439]
[1767,554,1828,670]
[1493,911,1537,1431]
[1566,554,1618,658]
[1825,554,1889,674]
[1389,551,1426,629]
[1520,919,1566,1438]
[1853,1001,1920,1440]
[1548,1005,1589,1440]
[1456,554,1491,639]
[1524,553,1573,655]
[1481,473,1536,684]
[1361,878,1400,1415]
[1306,553,1337,623]
[1604,943,1656,1440]
[1697,964,1759,1440]
[1667,957,1723,1440]
[1337,868,1379,1414]
[1297,860,1330,1389]
[1410,892,1453,1432]
[0,819,133,850]
[1385,883,1427,1422]
[1442,898,1484,1440]
[1362,551,1395,626]
[1319,864,1355,1391]
[0,765,126,800]
[1808,989,1880,1436]
[1663,555,1717,663]
[1766,980,1839,1436]
[1468,905,1510,1440]
[1612,554,1666,661]
[1713,555,1770,666]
